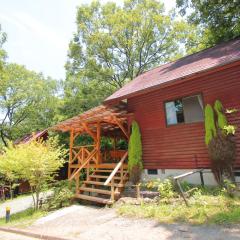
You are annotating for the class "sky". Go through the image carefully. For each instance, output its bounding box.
[0,0,176,80]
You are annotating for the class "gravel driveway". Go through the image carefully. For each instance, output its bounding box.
[27,205,240,240]
[0,230,37,240]
[0,192,51,218]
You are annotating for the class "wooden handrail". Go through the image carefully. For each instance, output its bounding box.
[69,148,97,181]
[104,151,128,186]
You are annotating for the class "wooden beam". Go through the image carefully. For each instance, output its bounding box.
[82,123,97,141]
[113,117,129,139]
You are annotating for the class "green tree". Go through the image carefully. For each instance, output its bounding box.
[66,0,193,90]
[0,137,66,209]
[0,24,7,71]
[128,121,143,184]
[176,0,240,47]
[0,63,59,145]
[61,78,112,119]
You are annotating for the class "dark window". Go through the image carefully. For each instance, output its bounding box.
[165,94,204,126]
[234,171,240,177]
[147,169,158,175]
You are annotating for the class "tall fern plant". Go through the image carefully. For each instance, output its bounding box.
[128,121,143,189]
[205,100,237,185]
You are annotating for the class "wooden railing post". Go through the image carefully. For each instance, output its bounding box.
[96,122,101,164]
[75,172,80,194]
[87,159,90,181]
[120,164,124,184]
[68,129,74,180]
[111,178,115,202]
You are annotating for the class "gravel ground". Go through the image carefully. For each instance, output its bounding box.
[0,230,38,240]
[27,205,240,240]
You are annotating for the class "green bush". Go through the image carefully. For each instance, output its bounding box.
[158,179,175,199]
[205,100,237,185]
[204,104,216,145]
[214,100,228,129]
[44,180,74,210]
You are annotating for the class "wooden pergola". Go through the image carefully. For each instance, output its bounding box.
[52,103,131,203]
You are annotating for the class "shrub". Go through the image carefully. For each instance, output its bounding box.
[128,121,143,184]
[208,131,236,183]
[204,100,237,185]
[0,137,66,209]
[204,104,216,145]
[44,180,74,210]
[158,179,175,199]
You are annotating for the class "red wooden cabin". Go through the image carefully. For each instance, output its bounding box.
[104,37,240,185]
[53,38,240,204]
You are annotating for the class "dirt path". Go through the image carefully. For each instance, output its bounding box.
[27,205,240,240]
[0,195,33,218]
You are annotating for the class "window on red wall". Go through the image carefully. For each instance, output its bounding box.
[165,94,204,126]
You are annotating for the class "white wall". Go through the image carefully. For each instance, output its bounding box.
[142,169,218,185]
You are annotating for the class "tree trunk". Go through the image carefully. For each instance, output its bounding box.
[30,186,36,210]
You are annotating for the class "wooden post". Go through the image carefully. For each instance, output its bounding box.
[136,184,140,199]
[113,137,116,162]
[87,160,90,181]
[120,163,124,184]
[111,178,115,202]
[176,179,189,207]
[200,171,205,187]
[96,122,101,164]
[76,172,80,194]
[68,129,74,179]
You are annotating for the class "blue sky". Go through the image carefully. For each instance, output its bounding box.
[0,0,175,80]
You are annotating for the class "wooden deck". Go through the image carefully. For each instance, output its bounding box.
[52,104,130,204]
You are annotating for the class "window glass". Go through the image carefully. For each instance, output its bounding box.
[165,94,203,126]
[165,100,184,125]
[183,95,204,123]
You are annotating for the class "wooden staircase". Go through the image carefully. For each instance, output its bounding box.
[75,167,128,205]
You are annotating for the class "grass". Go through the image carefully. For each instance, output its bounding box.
[116,195,240,225]
[0,208,48,228]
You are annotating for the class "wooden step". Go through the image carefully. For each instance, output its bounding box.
[79,187,112,195]
[94,169,128,174]
[84,180,124,187]
[89,175,124,180]
[75,194,112,204]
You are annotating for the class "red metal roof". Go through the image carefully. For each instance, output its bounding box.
[14,130,48,145]
[105,37,240,103]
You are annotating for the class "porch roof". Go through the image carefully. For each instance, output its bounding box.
[51,103,129,137]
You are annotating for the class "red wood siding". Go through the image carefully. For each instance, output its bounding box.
[127,64,240,169]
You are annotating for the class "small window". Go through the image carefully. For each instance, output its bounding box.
[147,169,158,175]
[234,171,240,177]
[165,94,204,126]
